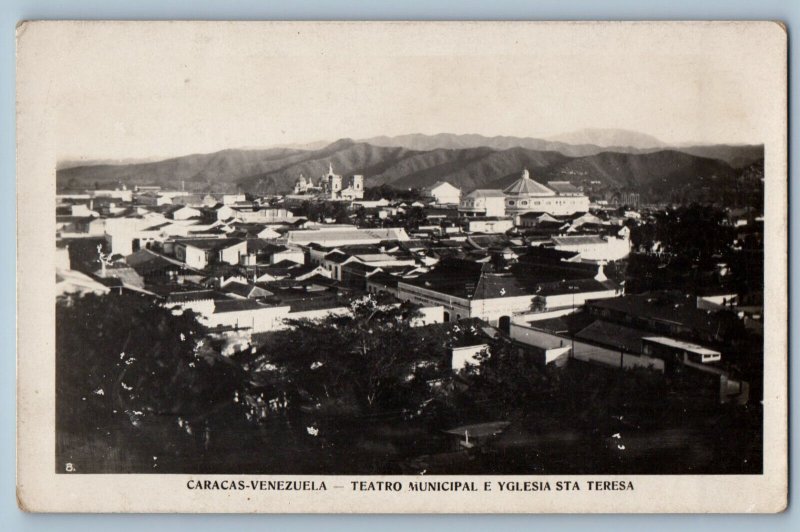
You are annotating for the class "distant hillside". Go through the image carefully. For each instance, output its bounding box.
[544,128,667,149]
[57,138,763,204]
[359,132,763,167]
[673,144,765,169]
[58,147,319,192]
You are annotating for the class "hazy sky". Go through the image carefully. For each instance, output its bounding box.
[30,21,783,161]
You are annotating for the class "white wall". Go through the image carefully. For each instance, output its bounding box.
[554,236,631,262]
[469,295,539,324]
[412,306,444,327]
[272,249,305,265]
[540,288,620,310]
[220,241,248,265]
[510,322,664,371]
[396,282,472,321]
[173,207,201,220]
[206,305,291,333]
[466,219,513,234]
[507,195,590,217]
[175,245,214,269]
[451,344,488,371]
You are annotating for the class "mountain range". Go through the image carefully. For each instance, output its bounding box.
[57,131,764,204]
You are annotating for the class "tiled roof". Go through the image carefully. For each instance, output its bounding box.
[125,249,183,274]
[175,238,245,251]
[575,320,652,353]
[552,235,606,246]
[503,175,554,197]
[323,251,352,264]
[223,282,272,299]
[400,258,613,300]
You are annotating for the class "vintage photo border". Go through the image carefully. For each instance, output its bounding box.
[15,20,788,513]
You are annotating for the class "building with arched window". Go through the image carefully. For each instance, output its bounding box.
[502,169,590,221]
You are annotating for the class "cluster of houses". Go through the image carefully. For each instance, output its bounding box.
[55,166,756,403]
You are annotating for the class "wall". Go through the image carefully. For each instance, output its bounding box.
[469,294,540,325]
[220,241,248,265]
[166,298,216,318]
[396,282,471,321]
[484,197,507,217]
[183,246,209,269]
[513,307,579,323]
[554,236,631,262]
[206,305,291,333]
[451,344,488,371]
[510,321,664,371]
[283,306,349,329]
[411,306,444,327]
[466,219,514,234]
[272,249,305,265]
[507,195,590,217]
[541,288,620,309]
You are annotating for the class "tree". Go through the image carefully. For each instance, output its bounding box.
[56,292,244,471]
[254,295,442,413]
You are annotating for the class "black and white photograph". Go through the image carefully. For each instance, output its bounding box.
[17,21,787,512]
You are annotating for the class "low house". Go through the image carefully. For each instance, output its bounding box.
[125,248,186,283]
[173,238,247,269]
[254,262,328,283]
[240,241,305,266]
[341,262,383,290]
[221,281,273,300]
[170,205,202,221]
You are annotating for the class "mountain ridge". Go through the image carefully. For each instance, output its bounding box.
[57,137,764,204]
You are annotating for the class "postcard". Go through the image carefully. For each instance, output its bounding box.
[16,20,787,513]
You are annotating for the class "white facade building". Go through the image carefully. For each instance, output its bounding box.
[503,169,590,220]
[551,234,631,262]
[459,189,507,217]
[423,181,462,205]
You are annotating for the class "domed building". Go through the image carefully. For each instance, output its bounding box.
[293,173,309,194]
[503,168,589,221]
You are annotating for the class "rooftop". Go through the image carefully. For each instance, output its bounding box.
[465,189,506,198]
[575,320,654,353]
[552,235,607,247]
[587,294,728,338]
[503,170,555,197]
[174,238,245,251]
[125,249,184,275]
[643,336,721,356]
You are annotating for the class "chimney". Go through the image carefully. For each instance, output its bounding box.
[594,261,607,282]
